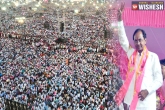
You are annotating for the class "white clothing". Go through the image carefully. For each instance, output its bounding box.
[118,21,163,110]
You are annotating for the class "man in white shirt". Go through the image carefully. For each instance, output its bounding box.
[115,3,163,110]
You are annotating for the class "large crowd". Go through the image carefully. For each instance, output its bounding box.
[0,4,124,110]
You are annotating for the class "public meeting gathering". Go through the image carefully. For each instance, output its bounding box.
[0,0,165,110]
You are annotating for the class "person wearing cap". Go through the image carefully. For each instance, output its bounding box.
[114,2,163,110]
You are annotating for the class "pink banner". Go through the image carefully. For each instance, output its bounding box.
[123,8,165,27]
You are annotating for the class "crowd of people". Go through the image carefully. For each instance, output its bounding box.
[0,6,124,110]
[0,37,122,110]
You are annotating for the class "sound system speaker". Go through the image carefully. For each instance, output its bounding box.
[60,22,64,32]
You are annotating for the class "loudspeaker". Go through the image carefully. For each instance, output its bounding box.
[44,21,50,29]
[29,7,32,10]
[60,22,64,32]
[8,34,12,38]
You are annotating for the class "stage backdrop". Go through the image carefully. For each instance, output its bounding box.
[123,8,165,28]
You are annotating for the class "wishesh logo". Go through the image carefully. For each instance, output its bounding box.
[132,1,164,10]
[132,4,138,10]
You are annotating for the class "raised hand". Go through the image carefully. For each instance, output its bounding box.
[117,2,125,21]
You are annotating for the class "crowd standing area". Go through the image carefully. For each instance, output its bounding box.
[0,2,124,110]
